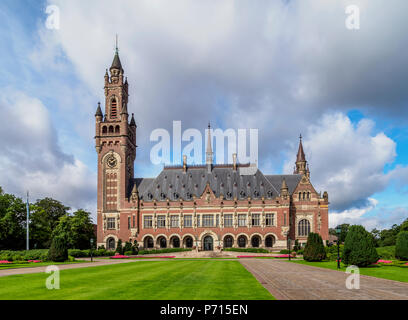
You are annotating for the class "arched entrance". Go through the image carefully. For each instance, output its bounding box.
[107,237,115,251]
[223,235,233,248]
[265,235,275,248]
[251,235,261,248]
[144,236,154,249]
[203,235,213,251]
[171,236,180,248]
[157,236,167,248]
[184,236,194,248]
[237,235,247,248]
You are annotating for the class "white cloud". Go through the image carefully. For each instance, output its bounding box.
[329,198,378,228]
[0,90,96,218]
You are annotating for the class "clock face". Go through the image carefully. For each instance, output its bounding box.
[107,155,117,168]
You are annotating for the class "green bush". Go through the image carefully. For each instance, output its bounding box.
[138,248,192,255]
[279,249,290,254]
[376,246,395,260]
[325,244,344,261]
[132,240,139,255]
[303,233,326,262]
[123,241,132,254]
[115,239,123,255]
[293,240,301,252]
[124,251,133,256]
[296,249,304,255]
[67,248,114,257]
[48,236,68,262]
[342,225,379,267]
[223,248,269,253]
[395,231,408,261]
[0,249,49,261]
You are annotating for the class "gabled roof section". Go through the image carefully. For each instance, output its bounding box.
[264,174,302,194]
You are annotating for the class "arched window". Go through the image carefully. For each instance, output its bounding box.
[102,126,107,135]
[251,236,260,248]
[184,236,193,248]
[307,192,310,200]
[299,192,301,200]
[171,236,180,248]
[303,192,306,200]
[111,98,117,118]
[107,237,115,251]
[158,237,167,248]
[298,219,311,237]
[144,236,154,249]
[109,126,114,133]
[115,125,120,134]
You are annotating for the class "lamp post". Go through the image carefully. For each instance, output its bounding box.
[335,227,341,269]
[90,238,94,262]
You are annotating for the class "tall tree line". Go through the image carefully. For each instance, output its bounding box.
[0,187,95,250]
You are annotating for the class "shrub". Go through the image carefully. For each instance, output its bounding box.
[279,249,290,254]
[98,245,105,250]
[223,248,269,253]
[48,236,68,262]
[293,240,301,252]
[138,248,192,255]
[132,240,139,255]
[115,239,123,255]
[376,246,395,260]
[124,251,133,256]
[296,249,304,255]
[0,250,49,261]
[123,241,132,254]
[342,225,379,267]
[325,244,344,261]
[395,231,408,261]
[303,232,326,262]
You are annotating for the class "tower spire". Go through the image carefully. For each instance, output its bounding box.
[206,122,213,171]
[294,134,308,175]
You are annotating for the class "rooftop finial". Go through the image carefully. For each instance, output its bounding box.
[299,133,302,141]
[208,122,211,129]
[115,34,119,53]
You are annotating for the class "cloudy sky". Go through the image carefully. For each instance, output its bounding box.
[0,0,407,229]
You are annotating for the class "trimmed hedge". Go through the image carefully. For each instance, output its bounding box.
[138,248,192,255]
[303,233,326,262]
[223,248,269,253]
[68,249,115,257]
[395,231,408,261]
[0,249,49,261]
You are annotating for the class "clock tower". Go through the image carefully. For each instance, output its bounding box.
[95,46,136,238]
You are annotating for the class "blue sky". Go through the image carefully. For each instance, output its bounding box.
[0,0,407,229]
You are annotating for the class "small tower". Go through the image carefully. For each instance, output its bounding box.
[294,134,308,176]
[206,123,213,172]
[280,178,289,199]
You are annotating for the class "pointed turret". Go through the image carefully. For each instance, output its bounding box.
[294,134,308,175]
[130,113,136,127]
[280,178,289,198]
[206,122,213,172]
[95,102,103,118]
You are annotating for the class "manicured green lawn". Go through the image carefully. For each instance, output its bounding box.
[0,260,274,300]
[291,260,408,283]
[0,260,87,270]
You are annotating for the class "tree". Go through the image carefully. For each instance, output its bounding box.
[116,239,123,255]
[400,219,408,233]
[0,188,27,250]
[334,224,350,243]
[123,241,132,254]
[69,209,95,249]
[303,232,326,262]
[48,235,68,262]
[342,225,379,267]
[29,198,70,249]
[370,228,381,247]
[132,240,139,255]
[395,231,408,261]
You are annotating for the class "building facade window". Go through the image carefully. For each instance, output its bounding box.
[298,219,311,236]
[216,215,219,227]
[184,215,192,227]
[197,215,201,227]
[252,214,260,226]
[224,214,233,227]
[170,215,179,228]
[284,213,287,226]
[203,214,214,227]
[265,213,274,226]
[157,215,166,228]
[143,215,153,229]
[238,214,246,227]
[132,215,135,228]
[107,217,115,229]
[128,216,131,229]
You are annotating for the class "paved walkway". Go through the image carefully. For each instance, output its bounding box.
[240,259,408,300]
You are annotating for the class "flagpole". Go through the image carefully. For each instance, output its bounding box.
[26,191,29,251]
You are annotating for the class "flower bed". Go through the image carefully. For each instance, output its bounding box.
[109,255,129,259]
[131,256,176,259]
[27,260,41,263]
[374,259,393,264]
[236,255,290,258]
[0,260,12,264]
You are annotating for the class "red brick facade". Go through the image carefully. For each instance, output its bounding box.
[95,50,329,251]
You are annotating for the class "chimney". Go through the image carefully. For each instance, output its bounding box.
[233,153,237,171]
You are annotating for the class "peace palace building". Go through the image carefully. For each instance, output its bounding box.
[95,49,329,251]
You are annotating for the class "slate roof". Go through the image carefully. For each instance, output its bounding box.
[133,165,302,202]
[111,51,122,70]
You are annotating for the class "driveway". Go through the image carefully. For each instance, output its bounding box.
[240,259,408,300]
